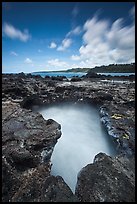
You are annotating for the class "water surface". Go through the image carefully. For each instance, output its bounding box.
[31,71,134,78]
[31,72,86,78]
[37,103,117,192]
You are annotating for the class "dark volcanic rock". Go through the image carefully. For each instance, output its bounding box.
[11,166,78,202]
[85,71,101,78]
[100,105,135,156]
[21,94,43,109]
[51,76,67,81]
[70,77,82,82]
[2,100,78,202]
[2,101,76,202]
[2,157,21,202]
[2,101,61,166]
[2,73,135,202]
[8,147,39,170]
[75,153,135,202]
[123,100,135,108]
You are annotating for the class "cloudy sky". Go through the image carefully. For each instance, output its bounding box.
[2,2,135,73]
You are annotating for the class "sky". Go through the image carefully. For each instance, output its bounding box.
[2,2,135,73]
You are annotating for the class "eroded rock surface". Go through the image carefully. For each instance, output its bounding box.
[75,153,135,202]
[2,73,135,202]
[2,101,78,202]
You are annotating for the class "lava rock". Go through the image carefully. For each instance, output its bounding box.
[2,157,21,202]
[2,101,63,201]
[11,165,78,202]
[2,73,135,202]
[70,77,82,82]
[20,94,43,109]
[85,71,101,78]
[75,153,135,202]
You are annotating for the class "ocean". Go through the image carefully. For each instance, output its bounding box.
[31,72,87,78]
[31,72,135,78]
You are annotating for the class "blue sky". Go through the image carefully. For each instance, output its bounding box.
[2,2,135,73]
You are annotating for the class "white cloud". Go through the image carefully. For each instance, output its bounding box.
[83,16,109,44]
[107,18,135,49]
[71,15,135,67]
[57,38,72,51]
[2,22,31,42]
[71,55,80,61]
[48,58,69,68]
[66,26,82,37]
[25,58,33,64]
[10,51,18,56]
[57,26,81,52]
[49,42,57,49]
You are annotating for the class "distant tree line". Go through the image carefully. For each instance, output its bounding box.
[87,63,135,73]
[66,68,90,72]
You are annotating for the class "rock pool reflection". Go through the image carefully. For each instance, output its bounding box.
[38,103,117,193]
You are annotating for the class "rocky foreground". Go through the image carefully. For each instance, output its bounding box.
[2,73,135,202]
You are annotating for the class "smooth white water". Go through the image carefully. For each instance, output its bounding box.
[37,103,117,193]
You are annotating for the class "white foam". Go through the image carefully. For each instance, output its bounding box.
[38,103,117,193]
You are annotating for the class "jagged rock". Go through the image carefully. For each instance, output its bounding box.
[2,73,135,202]
[2,101,64,201]
[11,165,79,202]
[75,153,135,202]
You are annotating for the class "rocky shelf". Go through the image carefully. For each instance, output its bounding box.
[2,73,135,202]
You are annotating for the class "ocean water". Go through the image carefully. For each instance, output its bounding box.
[31,72,87,78]
[37,103,117,193]
[31,71,134,78]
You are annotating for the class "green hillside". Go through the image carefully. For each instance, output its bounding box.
[65,68,90,72]
[89,63,135,73]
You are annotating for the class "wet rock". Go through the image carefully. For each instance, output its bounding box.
[75,153,135,202]
[99,105,135,156]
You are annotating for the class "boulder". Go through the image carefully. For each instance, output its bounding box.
[2,101,63,201]
[11,168,79,202]
[75,153,135,202]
